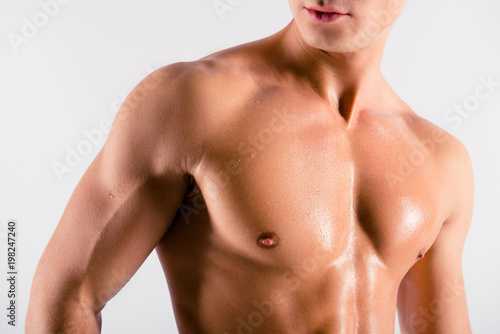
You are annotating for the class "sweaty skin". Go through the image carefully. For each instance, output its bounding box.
[26,1,474,333]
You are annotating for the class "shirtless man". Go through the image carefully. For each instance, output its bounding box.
[26,0,474,333]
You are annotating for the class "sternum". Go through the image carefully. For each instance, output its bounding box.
[347,160,359,332]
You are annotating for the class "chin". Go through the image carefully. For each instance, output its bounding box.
[297,17,390,53]
[298,24,361,53]
[307,36,357,53]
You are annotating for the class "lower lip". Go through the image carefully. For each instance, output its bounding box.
[305,8,347,23]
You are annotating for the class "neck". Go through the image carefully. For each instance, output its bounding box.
[277,19,392,123]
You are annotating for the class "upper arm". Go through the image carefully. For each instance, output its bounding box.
[27,63,201,330]
[397,136,474,334]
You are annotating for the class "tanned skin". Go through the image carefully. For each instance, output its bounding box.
[26,0,473,333]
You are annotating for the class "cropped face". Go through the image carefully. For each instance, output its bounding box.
[288,0,406,52]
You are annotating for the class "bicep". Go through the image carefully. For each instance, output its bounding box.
[46,152,189,311]
[397,221,470,334]
[31,68,192,313]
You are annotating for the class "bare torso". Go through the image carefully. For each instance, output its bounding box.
[25,8,473,334]
[154,34,454,334]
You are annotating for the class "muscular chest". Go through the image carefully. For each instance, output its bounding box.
[191,98,445,271]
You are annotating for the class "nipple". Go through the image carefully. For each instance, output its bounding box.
[256,232,280,249]
[417,248,426,260]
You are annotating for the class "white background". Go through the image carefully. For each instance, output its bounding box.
[0,0,499,333]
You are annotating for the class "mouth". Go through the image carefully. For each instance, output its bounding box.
[304,7,349,23]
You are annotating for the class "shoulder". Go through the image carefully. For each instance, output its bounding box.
[403,113,472,174]
[131,35,276,120]
[402,112,474,220]
[128,58,249,109]
[109,51,262,173]
[153,48,260,100]
[135,53,260,122]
